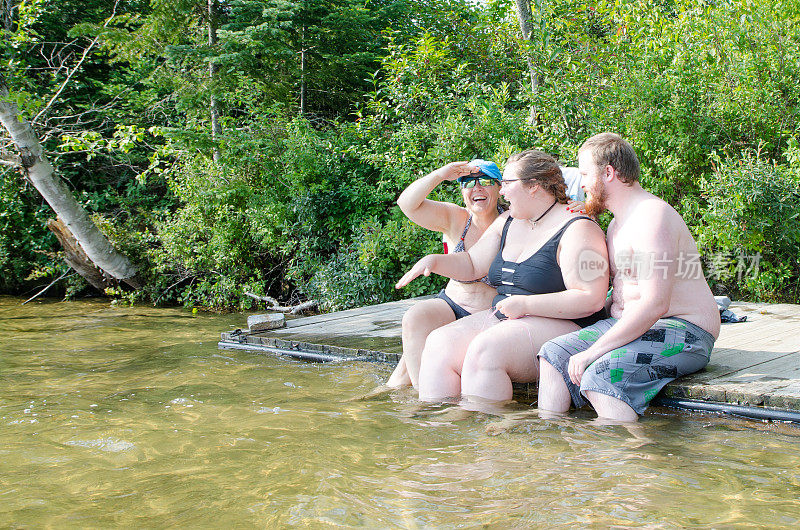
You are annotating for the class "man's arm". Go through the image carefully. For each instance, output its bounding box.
[568,206,679,385]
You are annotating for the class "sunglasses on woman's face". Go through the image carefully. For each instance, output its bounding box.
[460,177,497,189]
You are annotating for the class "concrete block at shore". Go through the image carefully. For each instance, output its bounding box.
[248,314,285,331]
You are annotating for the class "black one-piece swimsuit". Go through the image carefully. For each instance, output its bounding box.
[486,216,606,327]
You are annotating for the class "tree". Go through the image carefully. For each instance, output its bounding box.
[208,0,221,161]
[0,75,140,289]
[514,0,539,125]
[1,0,13,32]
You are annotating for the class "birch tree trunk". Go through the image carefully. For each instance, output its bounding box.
[515,0,539,126]
[1,0,13,32]
[0,77,141,288]
[299,25,306,115]
[208,0,221,162]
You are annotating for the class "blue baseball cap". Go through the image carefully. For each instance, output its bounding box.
[456,158,502,184]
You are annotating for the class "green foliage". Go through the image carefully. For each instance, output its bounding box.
[305,215,445,312]
[0,169,56,293]
[355,215,446,296]
[4,0,800,308]
[128,18,537,309]
[696,151,800,301]
[144,0,800,307]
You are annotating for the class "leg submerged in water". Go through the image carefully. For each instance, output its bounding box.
[537,317,713,422]
[417,310,496,401]
[387,298,456,389]
[386,357,410,389]
[536,319,614,414]
[537,358,573,414]
[460,316,580,403]
[584,391,638,423]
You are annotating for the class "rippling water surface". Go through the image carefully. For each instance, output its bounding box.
[2,296,799,527]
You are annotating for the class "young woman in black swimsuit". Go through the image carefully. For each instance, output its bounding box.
[395,150,609,403]
[386,159,504,389]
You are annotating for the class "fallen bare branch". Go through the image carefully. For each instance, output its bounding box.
[154,274,190,305]
[22,270,75,305]
[244,291,317,314]
[33,0,121,125]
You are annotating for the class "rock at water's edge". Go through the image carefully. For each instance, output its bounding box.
[248,313,285,331]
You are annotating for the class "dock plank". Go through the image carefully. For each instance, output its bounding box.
[713,319,790,349]
[282,298,424,329]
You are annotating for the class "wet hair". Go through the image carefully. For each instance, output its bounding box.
[505,149,568,204]
[579,132,640,184]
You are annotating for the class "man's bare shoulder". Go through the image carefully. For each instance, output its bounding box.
[613,193,692,257]
[633,193,673,217]
[625,194,682,232]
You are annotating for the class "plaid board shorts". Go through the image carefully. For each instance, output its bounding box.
[538,317,715,415]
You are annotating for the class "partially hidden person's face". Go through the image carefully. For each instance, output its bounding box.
[499,162,535,218]
[579,150,608,217]
[461,175,501,213]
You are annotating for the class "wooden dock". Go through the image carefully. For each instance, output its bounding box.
[219,299,800,419]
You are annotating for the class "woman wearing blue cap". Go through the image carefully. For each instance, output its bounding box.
[395,150,608,404]
[386,159,505,389]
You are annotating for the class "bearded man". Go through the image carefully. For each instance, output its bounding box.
[536,133,720,421]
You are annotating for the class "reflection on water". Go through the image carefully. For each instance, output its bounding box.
[1,295,800,527]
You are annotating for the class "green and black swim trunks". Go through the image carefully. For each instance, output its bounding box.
[538,317,715,415]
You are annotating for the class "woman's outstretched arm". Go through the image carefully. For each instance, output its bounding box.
[396,212,508,289]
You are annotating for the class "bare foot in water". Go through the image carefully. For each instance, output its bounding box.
[485,412,530,435]
[385,358,412,389]
[417,405,474,423]
[485,417,517,436]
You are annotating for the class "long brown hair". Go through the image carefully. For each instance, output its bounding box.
[506,150,568,204]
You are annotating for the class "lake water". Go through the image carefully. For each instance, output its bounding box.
[2,295,800,527]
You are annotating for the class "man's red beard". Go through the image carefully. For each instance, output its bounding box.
[585,179,608,217]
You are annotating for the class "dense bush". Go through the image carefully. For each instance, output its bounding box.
[3,0,800,308]
[696,150,800,302]
[118,22,540,310]
[303,215,446,311]
[0,171,56,293]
